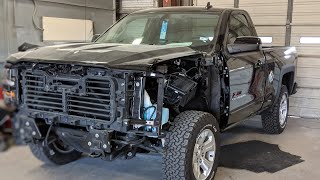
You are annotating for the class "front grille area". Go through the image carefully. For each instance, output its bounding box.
[67,78,113,121]
[24,72,64,112]
[22,71,116,122]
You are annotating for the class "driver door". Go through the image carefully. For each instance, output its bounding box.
[226,12,267,124]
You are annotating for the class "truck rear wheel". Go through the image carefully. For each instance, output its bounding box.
[29,137,82,165]
[262,85,289,134]
[163,111,220,180]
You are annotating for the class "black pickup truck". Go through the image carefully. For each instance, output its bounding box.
[3,6,297,180]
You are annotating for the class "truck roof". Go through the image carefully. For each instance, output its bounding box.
[132,6,229,14]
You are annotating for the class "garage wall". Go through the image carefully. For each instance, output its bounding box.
[0,0,8,61]
[120,0,157,14]
[289,0,320,118]
[0,0,115,62]
[239,0,287,46]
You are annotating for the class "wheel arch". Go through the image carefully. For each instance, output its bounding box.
[277,64,295,97]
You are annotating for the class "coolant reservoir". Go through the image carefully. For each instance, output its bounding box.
[144,91,169,131]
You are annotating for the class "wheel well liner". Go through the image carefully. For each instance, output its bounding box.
[282,71,295,95]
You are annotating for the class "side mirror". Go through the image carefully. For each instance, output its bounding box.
[91,34,101,42]
[227,36,262,54]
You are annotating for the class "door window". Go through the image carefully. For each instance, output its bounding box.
[227,14,254,44]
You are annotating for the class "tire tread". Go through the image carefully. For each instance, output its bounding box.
[262,85,288,134]
[163,111,219,180]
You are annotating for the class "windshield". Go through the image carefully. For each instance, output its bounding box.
[96,12,221,51]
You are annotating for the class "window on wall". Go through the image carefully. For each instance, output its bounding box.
[300,37,320,44]
[227,14,255,44]
[260,37,273,44]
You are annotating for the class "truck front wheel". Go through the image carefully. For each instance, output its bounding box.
[163,111,221,180]
[262,85,289,134]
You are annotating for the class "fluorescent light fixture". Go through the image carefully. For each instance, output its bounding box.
[259,37,273,44]
[300,37,320,44]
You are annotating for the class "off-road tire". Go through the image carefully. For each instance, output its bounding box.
[29,141,82,165]
[262,85,289,134]
[163,111,221,180]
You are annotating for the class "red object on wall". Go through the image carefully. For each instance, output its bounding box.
[163,0,181,7]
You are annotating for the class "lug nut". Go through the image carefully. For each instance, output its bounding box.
[103,144,107,149]
[32,131,36,136]
[95,134,99,138]
[88,141,92,146]
[25,122,30,126]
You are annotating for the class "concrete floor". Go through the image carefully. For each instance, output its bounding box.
[0,117,320,180]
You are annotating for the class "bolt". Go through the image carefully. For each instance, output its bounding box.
[127,152,133,157]
[25,122,30,126]
[136,82,140,87]
[95,134,99,138]
[32,131,36,136]
[103,144,107,149]
[121,83,125,86]
[88,141,92,146]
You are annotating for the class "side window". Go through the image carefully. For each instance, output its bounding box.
[228,14,254,44]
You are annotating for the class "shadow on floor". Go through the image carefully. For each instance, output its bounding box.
[219,140,304,173]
